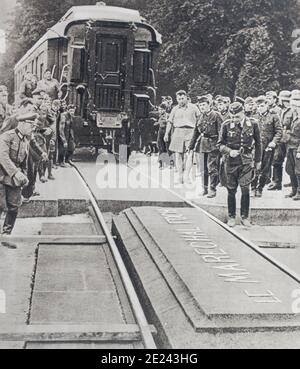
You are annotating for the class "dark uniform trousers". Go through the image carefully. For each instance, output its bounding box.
[199,151,220,191]
[218,118,261,220]
[252,111,282,191]
[272,108,294,186]
[22,133,46,199]
[0,184,22,234]
[286,149,300,190]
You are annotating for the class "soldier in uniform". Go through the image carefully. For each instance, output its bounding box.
[189,96,223,197]
[215,96,231,122]
[58,104,76,166]
[0,115,38,248]
[285,90,300,200]
[217,102,261,228]
[244,97,258,118]
[251,96,282,197]
[269,91,295,191]
[265,91,282,117]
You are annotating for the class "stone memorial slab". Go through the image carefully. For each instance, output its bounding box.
[116,207,300,331]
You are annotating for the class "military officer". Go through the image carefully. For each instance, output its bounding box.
[251,96,282,197]
[217,102,261,228]
[189,96,223,198]
[244,97,258,118]
[265,91,282,117]
[285,90,300,200]
[269,90,295,191]
[215,96,231,122]
[0,115,38,248]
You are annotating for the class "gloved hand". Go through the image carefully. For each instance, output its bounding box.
[164,135,169,143]
[296,152,300,160]
[13,172,29,187]
[63,142,68,149]
[229,150,240,158]
[268,142,276,149]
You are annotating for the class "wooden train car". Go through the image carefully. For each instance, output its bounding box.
[14,2,162,156]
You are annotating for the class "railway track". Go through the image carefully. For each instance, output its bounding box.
[0,162,157,349]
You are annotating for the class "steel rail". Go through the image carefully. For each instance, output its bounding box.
[71,163,157,349]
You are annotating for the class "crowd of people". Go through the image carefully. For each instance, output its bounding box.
[141,89,300,228]
[0,65,300,246]
[0,70,76,248]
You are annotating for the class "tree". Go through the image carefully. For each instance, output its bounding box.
[146,0,299,98]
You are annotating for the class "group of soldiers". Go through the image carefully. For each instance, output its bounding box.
[159,89,300,228]
[0,70,76,249]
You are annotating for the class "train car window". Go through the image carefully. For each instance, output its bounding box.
[71,47,85,82]
[105,43,120,73]
[35,57,38,75]
[40,63,44,80]
[133,49,150,84]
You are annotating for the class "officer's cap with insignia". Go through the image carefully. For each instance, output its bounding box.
[256,95,268,104]
[229,102,244,115]
[16,112,39,123]
[279,90,291,102]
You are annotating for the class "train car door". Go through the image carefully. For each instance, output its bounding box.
[94,35,126,112]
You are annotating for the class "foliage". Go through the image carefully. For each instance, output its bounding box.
[0,0,299,101]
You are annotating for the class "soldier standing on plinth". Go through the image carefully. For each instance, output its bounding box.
[217,102,261,228]
[251,96,283,197]
[0,116,38,249]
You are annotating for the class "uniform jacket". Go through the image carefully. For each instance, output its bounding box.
[0,129,28,187]
[287,114,300,152]
[257,111,282,150]
[217,117,262,164]
[281,107,296,144]
[189,110,223,153]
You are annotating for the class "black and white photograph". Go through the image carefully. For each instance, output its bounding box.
[0,0,300,352]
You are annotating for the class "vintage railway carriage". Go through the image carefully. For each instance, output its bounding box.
[14,2,162,156]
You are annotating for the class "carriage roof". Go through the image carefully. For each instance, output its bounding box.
[15,5,161,70]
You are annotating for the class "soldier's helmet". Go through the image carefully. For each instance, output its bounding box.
[291,90,300,108]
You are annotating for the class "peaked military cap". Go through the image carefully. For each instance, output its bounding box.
[229,102,244,115]
[235,96,245,105]
[197,96,211,104]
